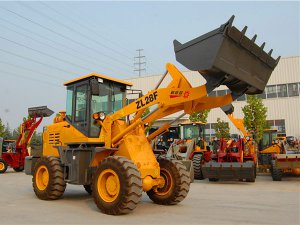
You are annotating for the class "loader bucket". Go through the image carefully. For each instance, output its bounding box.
[202,161,255,180]
[174,15,280,96]
[28,106,54,118]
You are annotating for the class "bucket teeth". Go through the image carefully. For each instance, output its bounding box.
[268,49,273,56]
[173,15,280,95]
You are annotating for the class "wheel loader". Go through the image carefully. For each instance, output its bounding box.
[150,121,207,181]
[258,129,300,180]
[200,105,257,182]
[0,106,53,174]
[25,16,279,215]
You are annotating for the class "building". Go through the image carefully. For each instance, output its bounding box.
[126,56,300,139]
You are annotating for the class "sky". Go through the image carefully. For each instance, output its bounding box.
[0,1,299,131]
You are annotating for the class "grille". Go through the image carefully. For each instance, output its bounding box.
[48,133,60,145]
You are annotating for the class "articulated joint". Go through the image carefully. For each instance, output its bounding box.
[142,176,165,192]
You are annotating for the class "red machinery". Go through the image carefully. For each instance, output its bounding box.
[0,106,53,173]
[201,137,256,182]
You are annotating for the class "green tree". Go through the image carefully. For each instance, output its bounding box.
[215,118,230,139]
[12,128,20,140]
[189,109,210,123]
[3,123,12,139]
[242,95,267,142]
[0,118,5,137]
[30,131,42,147]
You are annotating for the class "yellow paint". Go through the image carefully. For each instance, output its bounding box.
[64,72,133,86]
[35,165,49,191]
[42,63,239,192]
[0,162,5,171]
[97,169,120,203]
[155,168,173,196]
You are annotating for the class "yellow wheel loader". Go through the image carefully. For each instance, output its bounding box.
[25,15,279,215]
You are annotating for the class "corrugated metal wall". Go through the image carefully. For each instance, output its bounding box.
[126,56,300,137]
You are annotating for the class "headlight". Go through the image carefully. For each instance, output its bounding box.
[170,138,173,142]
[93,112,106,121]
[246,136,250,141]
[99,112,106,121]
[275,140,279,144]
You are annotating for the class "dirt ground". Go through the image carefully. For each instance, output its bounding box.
[0,169,299,225]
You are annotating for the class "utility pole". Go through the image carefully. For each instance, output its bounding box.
[134,49,146,77]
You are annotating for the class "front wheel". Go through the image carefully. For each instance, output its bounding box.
[147,159,190,205]
[92,156,142,215]
[33,156,66,200]
[271,160,282,181]
[0,159,8,174]
[192,154,204,180]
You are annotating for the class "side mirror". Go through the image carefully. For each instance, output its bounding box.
[91,78,100,95]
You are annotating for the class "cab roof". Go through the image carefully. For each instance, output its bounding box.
[64,72,133,86]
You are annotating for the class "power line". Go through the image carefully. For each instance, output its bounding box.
[134,49,146,77]
[0,7,132,75]
[14,3,133,69]
[0,18,121,75]
[40,1,134,61]
[0,60,65,81]
[60,1,137,56]
[0,69,62,88]
[0,48,75,76]
[0,35,90,74]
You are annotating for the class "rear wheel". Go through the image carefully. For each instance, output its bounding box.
[147,159,190,205]
[33,156,66,200]
[93,156,142,215]
[271,160,282,181]
[192,154,204,180]
[0,159,8,174]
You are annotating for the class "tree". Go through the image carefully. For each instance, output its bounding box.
[30,131,42,147]
[242,95,267,142]
[3,123,12,139]
[0,118,5,137]
[215,118,230,139]
[189,109,210,123]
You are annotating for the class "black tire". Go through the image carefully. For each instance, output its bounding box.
[147,159,190,205]
[192,154,204,180]
[246,178,255,182]
[13,167,24,172]
[84,184,92,195]
[208,178,219,182]
[33,156,66,200]
[93,156,142,215]
[0,159,8,174]
[271,160,282,181]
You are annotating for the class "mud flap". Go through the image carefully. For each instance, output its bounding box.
[174,15,279,97]
[202,161,255,180]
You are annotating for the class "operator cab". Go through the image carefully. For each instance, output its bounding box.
[259,129,278,150]
[179,122,206,149]
[64,73,132,138]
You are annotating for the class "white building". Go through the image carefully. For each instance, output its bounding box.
[126,56,300,139]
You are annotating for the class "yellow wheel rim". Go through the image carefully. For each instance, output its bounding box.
[97,169,120,203]
[0,162,5,171]
[36,165,49,191]
[156,169,173,196]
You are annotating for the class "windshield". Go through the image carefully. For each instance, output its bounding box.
[182,124,205,139]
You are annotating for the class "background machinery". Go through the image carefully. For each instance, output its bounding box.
[25,16,279,215]
[0,106,53,173]
[201,107,257,182]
